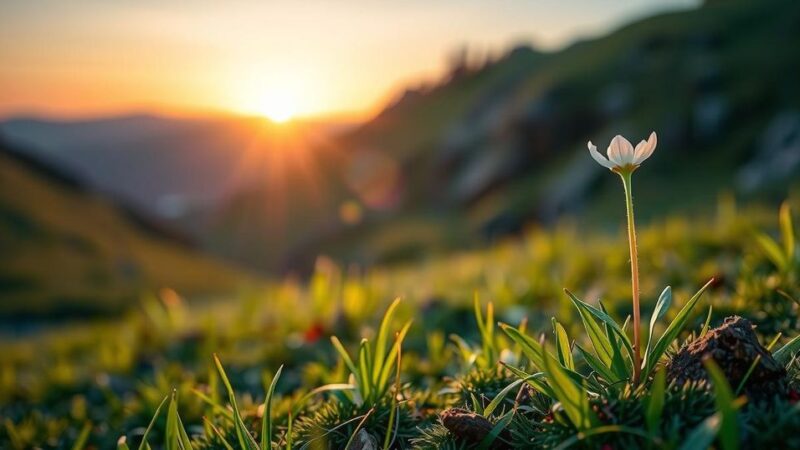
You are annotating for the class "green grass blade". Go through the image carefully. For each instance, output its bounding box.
[71,421,91,450]
[382,339,402,450]
[451,334,478,367]
[755,232,787,271]
[704,360,740,450]
[192,389,234,421]
[331,336,360,387]
[737,333,780,395]
[643,279,714,378]
[378,321,412,390]
[343,409,374,450]
[213,355,259,450]
[679,413,721,450]
[569,291,634,356]
[483,300,496,365]
[176,413,193,450]
[473,294,497,366]
[470,392,483,415]
[483,379,524,418]
[286,410,293,450]
[700,305,713,338]
[605,315,632,381]
[565,289,634,367]
[203,417,235,450]
[373,298,401,384]
[138,395,169,450]
[543,351,595,430]
[774,333,800,366]
[645,287,672,359]
[477,410,514,450]
[298,414,370,450]
[575,343,617,382]
[483,372,547,417]
[165,391,180,450]
[780,202,795,263]
[565,290,613,365]
[645,369,666,437]
[552,318,574,370]
[500,363,555,399]
[291,384,356,416]
[165,392,193,450]
[358,338,373,401]
[499,323,547,370]
[261,365,283,450]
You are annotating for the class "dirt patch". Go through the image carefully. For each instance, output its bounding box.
[666,316,787,399]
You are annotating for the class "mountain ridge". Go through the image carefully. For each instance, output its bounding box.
[0,136,256,319]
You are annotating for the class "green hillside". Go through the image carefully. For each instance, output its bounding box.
[206,0,800,272]
[0,140,254,319]
[310,0,800,264]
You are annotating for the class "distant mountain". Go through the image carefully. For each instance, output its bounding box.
[0,137,254,319]
[336,0,799,224]
[222,0,800,270]
[3,0,799,274]
[0,115,354,219]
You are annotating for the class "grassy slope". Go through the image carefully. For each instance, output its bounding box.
[0,146,254,318]
[2,199,797,448]
[322,0,800,263]
[499,0,800,221]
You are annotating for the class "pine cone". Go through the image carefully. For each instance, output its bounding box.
[440,408,511,449]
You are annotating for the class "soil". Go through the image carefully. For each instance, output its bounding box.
[666,316,787,399]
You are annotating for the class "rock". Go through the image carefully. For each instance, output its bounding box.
[440,408,511,449]
[350,428,379,450]
[666,316,787,399]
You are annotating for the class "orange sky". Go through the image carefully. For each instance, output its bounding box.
[0,1,697,121]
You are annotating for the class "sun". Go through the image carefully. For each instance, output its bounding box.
[255,89,297,123]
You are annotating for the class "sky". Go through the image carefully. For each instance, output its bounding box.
[0,0,698,121]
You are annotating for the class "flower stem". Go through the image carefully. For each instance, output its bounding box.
[620,170,641,384]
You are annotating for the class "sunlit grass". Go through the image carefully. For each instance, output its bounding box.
[1,199,799,449]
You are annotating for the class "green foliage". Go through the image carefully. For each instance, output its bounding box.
[565,289,634,382]
[214,355,259,450]
[330,298,411,407]
[4,201,800,449]
[641,279,714,379]
[645,369,665,437]
[261,365,283,450]
[755,202,796,273]
[703,360,740,450]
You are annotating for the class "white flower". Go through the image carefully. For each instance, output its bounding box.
[588,132,657,171]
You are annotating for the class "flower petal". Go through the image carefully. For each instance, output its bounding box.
[633,131,657,165]
[588,141,614,169]
[607,135,634,166]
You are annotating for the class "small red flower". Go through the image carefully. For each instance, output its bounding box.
[303,322,325,344]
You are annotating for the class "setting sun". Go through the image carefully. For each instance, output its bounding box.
[254,89,297,123]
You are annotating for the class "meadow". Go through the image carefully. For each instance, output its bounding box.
[2,194,799,449]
